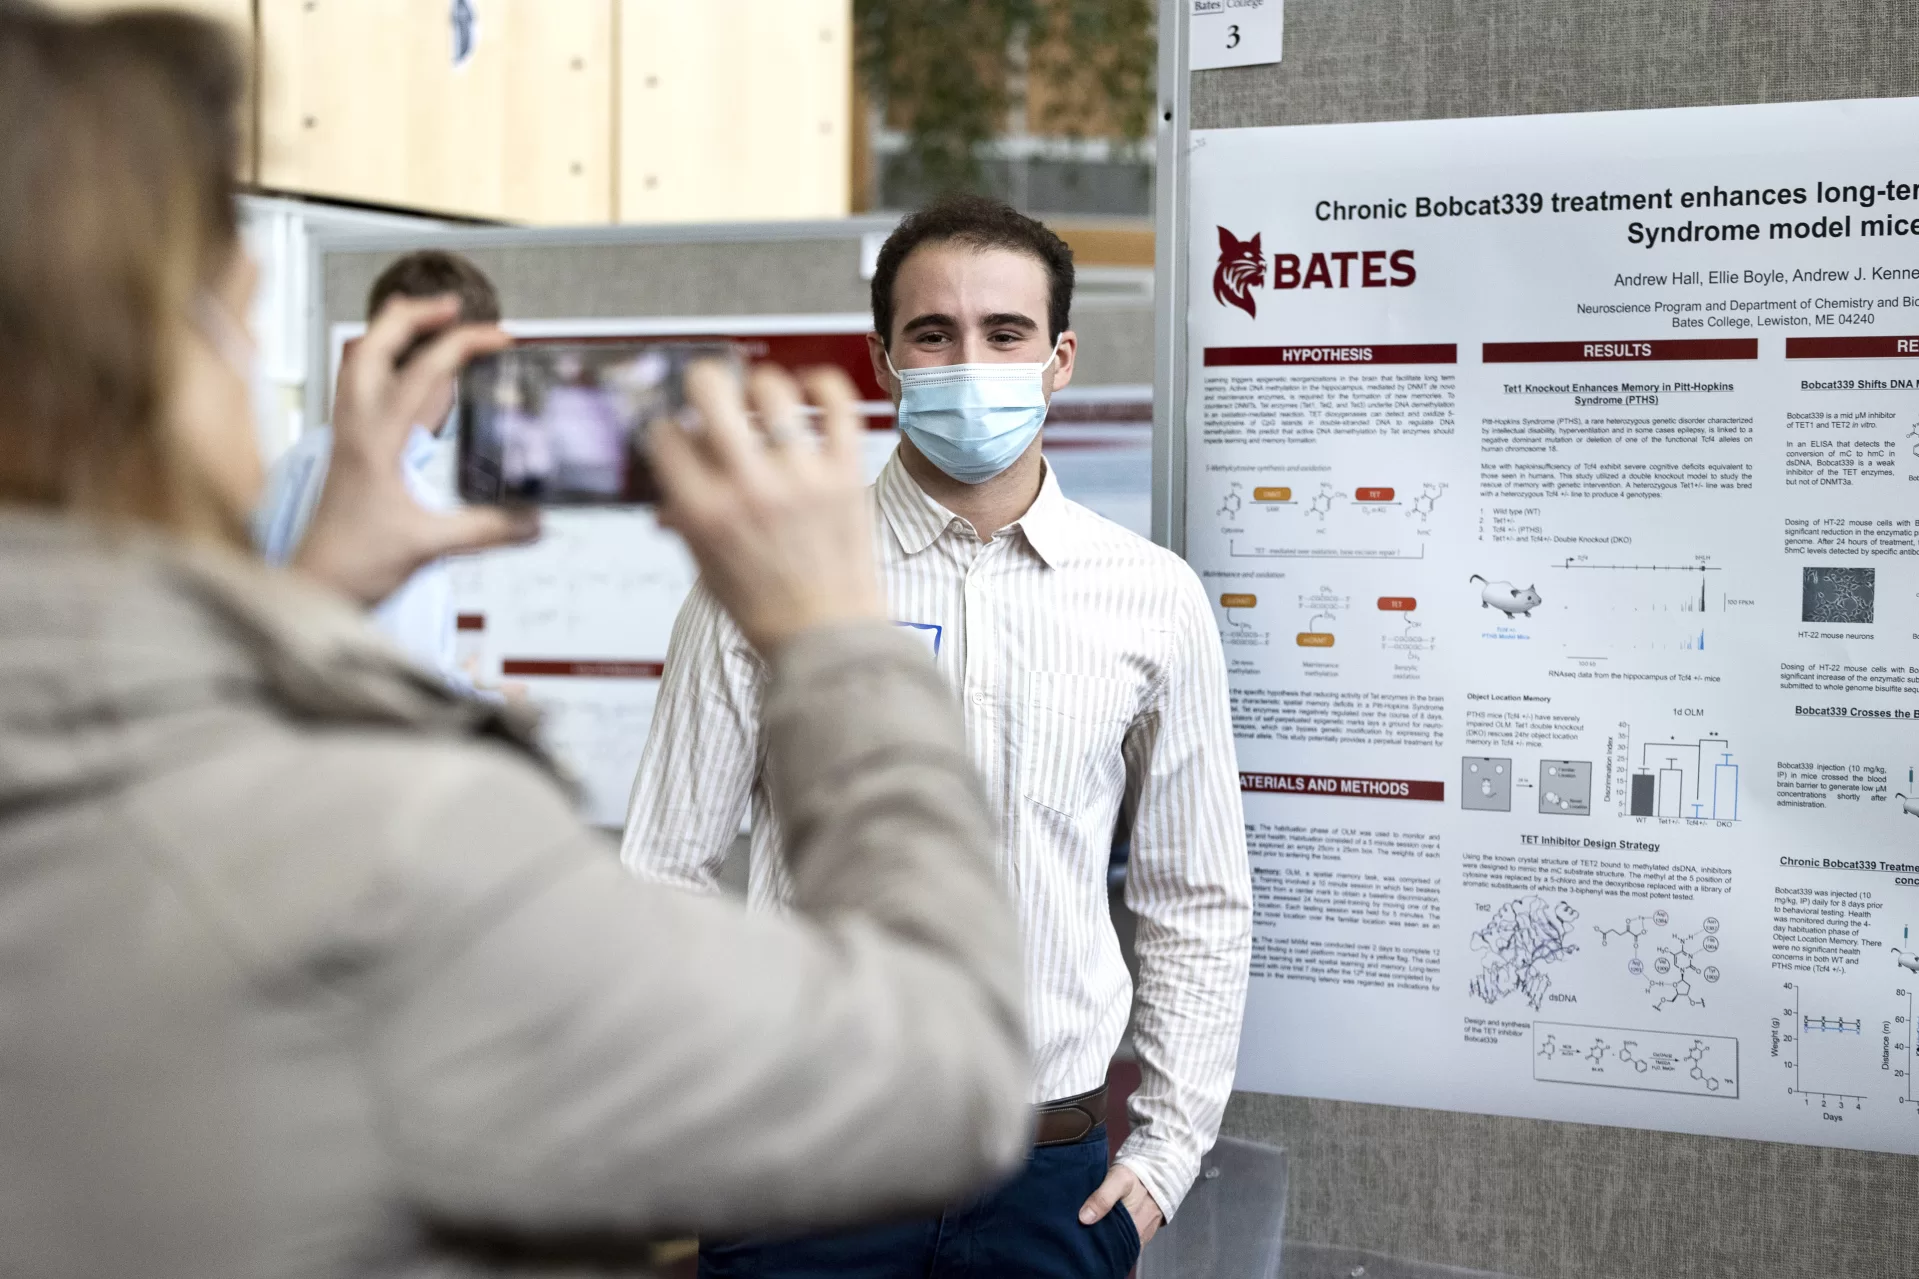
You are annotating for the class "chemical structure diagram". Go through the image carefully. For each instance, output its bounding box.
[1533,1020,1740,1096]
[1297,587,1351,616]
[1214,591,1270,648]
[1543,1031,1725,1090]
[1647,926,1720,1009]
[1536,1031,1728,1091]
[1406,482,1447,521]
[1304,483,1340,520]
[1594,909,1668,950]
[1908,422,1919,457]
[1379,599,1434,661]
[1217,482,1244,520]
[1593,912,1721,1010]
[1682,1038,1721,1088]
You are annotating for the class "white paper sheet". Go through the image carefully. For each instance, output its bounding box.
[1190,0,1282,71]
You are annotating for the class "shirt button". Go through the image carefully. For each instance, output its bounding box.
[971,689,987,704]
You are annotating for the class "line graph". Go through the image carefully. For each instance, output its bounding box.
[1901,988,1918,1110]
[1782,982,1868,1111]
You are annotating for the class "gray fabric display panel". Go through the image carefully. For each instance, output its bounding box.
[313,220,1153,423]
[1192,3,1919,1276]
[320,228,875,328]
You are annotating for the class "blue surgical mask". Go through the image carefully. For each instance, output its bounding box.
[887,340,1061,485]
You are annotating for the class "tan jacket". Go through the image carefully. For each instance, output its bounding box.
[0,511,1029,1278]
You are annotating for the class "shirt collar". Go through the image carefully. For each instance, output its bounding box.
[875,448,1078,569]
[875,449,951,556]
[1015,460,1076,569]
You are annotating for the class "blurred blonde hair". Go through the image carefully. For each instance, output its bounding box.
[0,3,245,540]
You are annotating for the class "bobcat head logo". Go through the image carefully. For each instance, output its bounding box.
[1213,227,1265,318]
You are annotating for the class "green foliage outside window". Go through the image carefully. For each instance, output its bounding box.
[854,0,1157,197]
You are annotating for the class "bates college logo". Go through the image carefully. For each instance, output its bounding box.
[1212,228,1420,314]
[1213,227,1265,317]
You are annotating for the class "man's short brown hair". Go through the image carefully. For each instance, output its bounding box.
[366,250,500,324]
[870,195,1075,348]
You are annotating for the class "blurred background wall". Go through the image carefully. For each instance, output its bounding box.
[37,0,1154,267]
[38,0,1158,458]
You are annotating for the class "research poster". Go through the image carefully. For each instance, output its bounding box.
[1187,97,1919,1155]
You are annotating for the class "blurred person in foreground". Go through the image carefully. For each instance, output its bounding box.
[255,249,501,684]
[0,7,1028,1278]
[626,196,1252,1277]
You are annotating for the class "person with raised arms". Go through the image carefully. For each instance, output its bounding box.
[0,8,1030,1276]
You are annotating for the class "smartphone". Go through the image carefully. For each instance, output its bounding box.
[457,339,737,506]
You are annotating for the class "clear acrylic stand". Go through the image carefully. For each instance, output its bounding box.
[1138,1136,1288,1279]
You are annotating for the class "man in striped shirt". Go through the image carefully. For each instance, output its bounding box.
[622,195,1251,1279]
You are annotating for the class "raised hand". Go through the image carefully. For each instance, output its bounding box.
[648,361,883,654]
[293,294,538,606]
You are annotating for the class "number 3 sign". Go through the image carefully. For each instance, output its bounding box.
[1189,0,1283,71]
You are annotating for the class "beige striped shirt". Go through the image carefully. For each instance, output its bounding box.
[620,449,1250,1218]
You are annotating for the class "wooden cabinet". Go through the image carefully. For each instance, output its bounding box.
[258,0,613,224]
[45,0,853,226]
[501,4,614,224]
[617,0,850,223]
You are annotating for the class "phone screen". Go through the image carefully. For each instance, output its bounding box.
[457,340,735,506]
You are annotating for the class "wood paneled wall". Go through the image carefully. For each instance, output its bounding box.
[49,0,853,225]
[256,0,615,223]
[617,0,851,224]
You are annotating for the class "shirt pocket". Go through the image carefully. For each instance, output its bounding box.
[1017,671,1137,819]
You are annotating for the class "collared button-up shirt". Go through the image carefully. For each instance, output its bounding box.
[254,424,462,684]
[621,450,1251,1218]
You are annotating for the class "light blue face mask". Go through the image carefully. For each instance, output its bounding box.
[887,340,1062,485]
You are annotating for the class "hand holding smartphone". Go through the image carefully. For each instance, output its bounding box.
[457,340,739,506]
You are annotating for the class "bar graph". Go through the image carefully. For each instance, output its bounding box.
[1623,729,1739,822]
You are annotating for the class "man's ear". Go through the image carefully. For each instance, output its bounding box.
[1046,330,1078,395]
[866,331,898,401]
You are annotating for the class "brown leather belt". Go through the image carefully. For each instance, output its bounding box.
[1033,1084,1109,1147]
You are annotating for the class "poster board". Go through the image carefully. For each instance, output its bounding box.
[1183,95,1919,1157]
[1159,3,1919,1270]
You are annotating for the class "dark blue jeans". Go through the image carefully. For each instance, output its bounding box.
[698,1125,1140,1278]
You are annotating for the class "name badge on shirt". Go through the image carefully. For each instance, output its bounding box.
[895,621,943,656]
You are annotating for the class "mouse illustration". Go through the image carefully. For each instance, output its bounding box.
[1471,575,1542,618]
[1897,792,1919,818]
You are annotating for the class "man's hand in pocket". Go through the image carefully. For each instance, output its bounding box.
[1078,1163,1163,1244]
